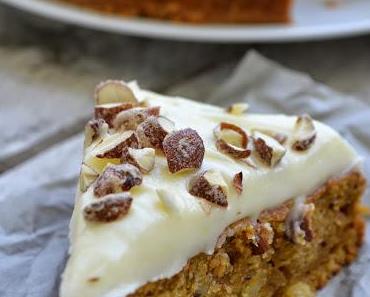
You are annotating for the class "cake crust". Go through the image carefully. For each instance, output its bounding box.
[58,0,292,23]
[128,170,366,297]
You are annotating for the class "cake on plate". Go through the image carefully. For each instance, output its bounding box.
[60,81,366,297]
[58,0,292,23]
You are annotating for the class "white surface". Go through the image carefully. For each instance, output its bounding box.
[1,0,370,42]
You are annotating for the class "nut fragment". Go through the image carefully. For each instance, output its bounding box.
[163,128,205,173]
[84,119,109,149]
[79,163,99,192]
[249,222,274,255]
[95,102,135,127]
[226,103,249,115]
[189,169,228,207]
[233,171,243,195]
[94,80,138,105]
[136,116,175,149]
[252,128,288,145]
[93,163,142,197]
[113,106,161,130]
[291,114,317,151]
[286,198,315,245]
[96,131,139,159]
[214,122,251,159]
[121,147,155,173]
[83,193,133,222]
[253,131,286,167]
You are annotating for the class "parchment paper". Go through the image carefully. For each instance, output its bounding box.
[0,51,369,297]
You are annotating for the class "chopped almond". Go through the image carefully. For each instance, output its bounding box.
[96,131,139,159]
[121,147,155,173]
[163,128,205,173]
[214,122,251,159]
[253,131,286,167]
[233,171,243,195]
[83,193,133,222]
[112,106,160,130]
[93,163,142,197]
[189,169,228,207]
[136,116,175,149]
[95,102,135,127]
[291,114,317,151]
[94,80,138,105]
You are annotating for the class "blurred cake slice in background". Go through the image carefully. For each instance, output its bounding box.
[58,0,293,23]
[60,80,366,297]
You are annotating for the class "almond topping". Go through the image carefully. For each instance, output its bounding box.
[253,131,286,167]
[291,114,317,151]
[113,106,161,130]
[84,119,109,149]
[226,103,249,115]
[121,147,155,173]
[96,131,139,159]
[252,128,288,145]
[163,128,205,173]
[189,169,228,207]
[83,193,133,223]
[250,222,274,255]
[93,163,142,197]
[214,122,250,159]
[95,102,136,127]
[286,199,315,245]
[94,80,138,105]
[233,171,243,195]
[79,163,99,192]
[136,116,175,149]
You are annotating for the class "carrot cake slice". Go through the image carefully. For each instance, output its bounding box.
[60,81,366,297]
[58,0,292,23]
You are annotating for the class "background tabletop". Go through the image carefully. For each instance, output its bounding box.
[1,3,370,174]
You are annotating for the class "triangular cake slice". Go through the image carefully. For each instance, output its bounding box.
[61,81,366,297]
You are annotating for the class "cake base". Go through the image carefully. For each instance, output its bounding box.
[58,0,292,23]
[129,170,365,297]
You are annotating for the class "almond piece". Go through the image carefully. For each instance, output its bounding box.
[250,222,274,255]
[113,106,161,130]
[163,128,205,173]
[136,116,175,149]
[291,114,317,151]
[286,199,315,245]
[93,163,143,197]
[189,169,228,207]
[83,192,133,222]
[233,171,243,195]
[121,147,155,173]
[96,131,139,159]
[84,119,109,149]
[253,131,286,167]
[226,103,249,115]
[79,163,99,192]
[252,128,288,145]
[214,122,251,159]
[94,80,138,105]
[95,102,136,127]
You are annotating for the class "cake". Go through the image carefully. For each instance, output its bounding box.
[58,0,293,23]
[60,80,366,297]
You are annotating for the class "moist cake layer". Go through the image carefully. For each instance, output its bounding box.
[131,170,365,297]
[60,82,361,297]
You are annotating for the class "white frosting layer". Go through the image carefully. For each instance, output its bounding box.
[60,86,359,297]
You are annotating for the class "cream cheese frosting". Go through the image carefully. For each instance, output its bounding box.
[60,83,359,297]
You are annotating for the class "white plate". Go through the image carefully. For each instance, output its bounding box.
[2,0,370,42]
